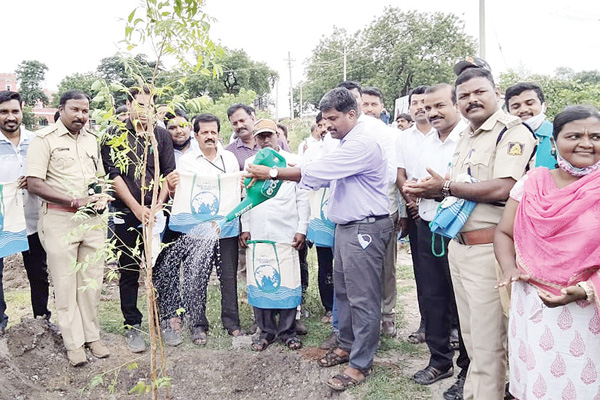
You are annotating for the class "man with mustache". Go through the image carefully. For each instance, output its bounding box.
[26,90,110,366]
[0,91,50,336]
[404,68,536,400]
[100,85,175,353]
[161,113,242,346]
[395,85,434,344]
[408,84,470,395]
[505,82,555,169]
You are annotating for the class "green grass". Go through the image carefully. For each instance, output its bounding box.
[4,246,431,398]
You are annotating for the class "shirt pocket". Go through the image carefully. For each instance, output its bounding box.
[465,151,492,180]
[84,148,100,176]
[50,148,76,171]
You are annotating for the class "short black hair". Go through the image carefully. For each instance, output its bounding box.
[425,83,457,105]
[0,91,22,107]
[165,108,188,122]
[362,87,383,102]
[316,112,323,123]
[337,81,362,95]
[408,86,429,105]
[397,113,412,122]
[553,105,600,140]
[128,85,155,102]
[59,90,91,108]
[455,67,495,88]
[276,123,288,138]
[319,87,358,114]
[115,104,128,114]
[193,113,221,133]
[505,82,546,107]
[227,103,255,119]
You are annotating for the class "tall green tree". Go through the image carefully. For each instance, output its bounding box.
[300,8,477,110]
[53,72,100,107]
[15,60,49,106]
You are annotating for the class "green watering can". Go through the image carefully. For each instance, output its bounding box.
[215,147,287,231]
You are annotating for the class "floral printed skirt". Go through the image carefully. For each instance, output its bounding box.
[508,281,600,399]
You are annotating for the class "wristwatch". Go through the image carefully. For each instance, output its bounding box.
[269,166,279,180]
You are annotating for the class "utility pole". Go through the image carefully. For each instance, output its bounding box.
[343,45,347,81]
[479,0,486,59]
[275,79,279,120]
[299,82,303,119]
[285,51,295,119]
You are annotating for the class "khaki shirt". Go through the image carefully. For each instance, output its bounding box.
[451,109,536,232]
[26,120,104,199]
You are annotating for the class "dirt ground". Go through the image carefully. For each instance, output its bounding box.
[0,248,457,400]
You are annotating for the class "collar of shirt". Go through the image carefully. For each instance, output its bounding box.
[235,137,258,150]
[467,108,503,137]
[0,127,35,147]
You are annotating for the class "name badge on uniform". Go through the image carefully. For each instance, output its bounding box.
[508,142,524,156]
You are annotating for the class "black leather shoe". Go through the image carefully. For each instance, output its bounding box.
[414,365,453,385]
[443,374,465,400]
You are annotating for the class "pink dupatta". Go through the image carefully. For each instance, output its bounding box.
[513,168,600,309]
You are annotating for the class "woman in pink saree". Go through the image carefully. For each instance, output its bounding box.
[495,105,600,399]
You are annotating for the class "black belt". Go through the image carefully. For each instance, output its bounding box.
[342,214,389,226]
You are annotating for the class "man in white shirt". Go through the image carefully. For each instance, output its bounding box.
[408,84,470,392]
[162,113,242,346]
[0,91,50,336]
[298,122,322,156]
[396,86,435,344]
[240,119,309,351]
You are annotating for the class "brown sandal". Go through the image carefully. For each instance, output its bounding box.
[318,348,350,367]
[326,373,362,391]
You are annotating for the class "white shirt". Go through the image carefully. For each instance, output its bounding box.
[415,120,466,221]
[242,149,310,243]
[297,135,320,156]
[396,124,435,180]
[0,128,40,234]
[177,146,239,175]
[173,139,200,165]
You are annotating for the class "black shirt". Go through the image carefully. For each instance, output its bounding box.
[101,119,175,214]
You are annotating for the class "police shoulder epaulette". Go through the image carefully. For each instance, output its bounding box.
[34,125,57,138]
[496,113,521,129]
[84,127,99,137]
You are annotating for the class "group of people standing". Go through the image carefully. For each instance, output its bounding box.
[0,53,598,400]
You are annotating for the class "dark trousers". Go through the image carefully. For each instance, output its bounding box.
[254,307,296,342]
[335,217,393,372]
[0,233,50,329]
[407,216,425,331]
[298,245,309,294]
[154,235,240,333]
[115,213,144,327]
[415,218,466,370]
[316,246,334,312]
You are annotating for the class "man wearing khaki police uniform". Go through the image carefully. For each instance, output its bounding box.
[404,67,535,399]
[27,90,110,367]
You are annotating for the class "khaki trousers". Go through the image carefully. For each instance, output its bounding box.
[448,241,507,400]
[381,211,399,322]
[39,208,106,350]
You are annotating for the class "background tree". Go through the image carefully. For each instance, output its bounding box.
[53,72,100,107]
[97,54,159,104]
[15,60,49,106]
[299,8,477,112]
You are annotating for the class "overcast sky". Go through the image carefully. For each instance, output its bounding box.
[3,0,599,116]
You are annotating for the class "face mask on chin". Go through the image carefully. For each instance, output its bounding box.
[556,146,600,177]
[523,112,546,132]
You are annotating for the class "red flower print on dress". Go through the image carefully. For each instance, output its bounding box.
[589,308,600,335]
[581,358,597,385]
[533,374,547,399]
[569,331,585,357]
[539,325,554,352]
[561,379,576,400]
[551,353,566,378]
[558,307,573,330]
